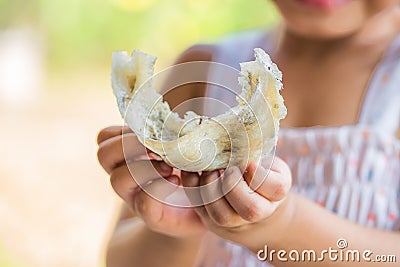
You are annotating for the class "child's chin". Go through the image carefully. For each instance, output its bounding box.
[285,18,363,40]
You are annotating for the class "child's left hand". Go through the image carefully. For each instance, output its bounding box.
[181,156,292,252]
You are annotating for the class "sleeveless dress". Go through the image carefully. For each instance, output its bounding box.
[198,30,400,267]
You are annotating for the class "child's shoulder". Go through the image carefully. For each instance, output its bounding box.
[177,29,271,65]
[211,29,271,67]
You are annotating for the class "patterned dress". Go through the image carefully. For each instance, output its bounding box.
[198,29,400,266]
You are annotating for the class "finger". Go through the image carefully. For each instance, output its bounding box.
[126,160,173,187]
[181,171,202,206]
[222,166,278,223]
[110,164,139,211]
[135,176,204,236]
[147,149,162,161]
[181,171,208,217]
[244,159,291,202]
[97,133,146,174]
[200,171,245,227]
[97,125,132,145]
[268,156,292,178]
[141,175,180,201]
[110,161,173,206]
[134,176,179,230]
[199,171,222,204]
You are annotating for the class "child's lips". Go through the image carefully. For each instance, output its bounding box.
[295,0,351,9]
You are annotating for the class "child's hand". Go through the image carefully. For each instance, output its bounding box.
[97,126,206,238]
[181,156,292,251]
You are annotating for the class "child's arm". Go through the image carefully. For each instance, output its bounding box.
[106,214,203,267]
[265,193,400,267]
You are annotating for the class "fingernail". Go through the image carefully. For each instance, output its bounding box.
[133,186,142,194]
[201,171,211,177]
[160,162,171,172]
[224,166,236,176]
[212,170,220,179]
[167,175,179,185]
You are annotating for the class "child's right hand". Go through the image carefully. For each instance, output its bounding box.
[97,126,206,239]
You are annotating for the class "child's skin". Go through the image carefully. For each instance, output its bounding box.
[98,1,400,266]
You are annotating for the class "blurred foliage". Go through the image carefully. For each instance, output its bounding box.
[0,0,279,71]
[0,243,26,267]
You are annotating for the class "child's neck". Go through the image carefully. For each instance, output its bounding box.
[266,6,400,128]
[273,6,400,63]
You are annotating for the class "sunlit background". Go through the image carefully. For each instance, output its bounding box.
[0,1,278,266]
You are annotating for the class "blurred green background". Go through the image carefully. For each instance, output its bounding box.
[0,1,279,266]
[0,0,278,73]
